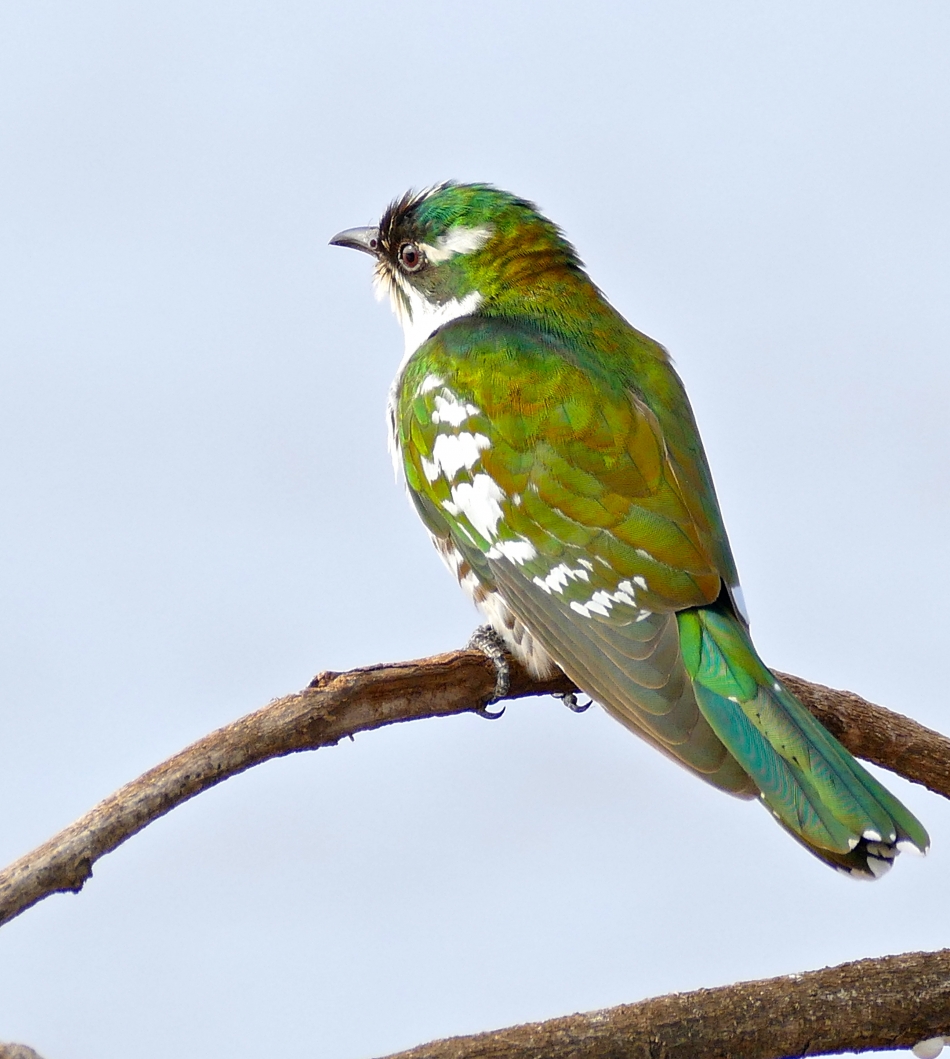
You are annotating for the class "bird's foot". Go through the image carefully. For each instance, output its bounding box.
[466,624,510,718]
[554,691,592,713]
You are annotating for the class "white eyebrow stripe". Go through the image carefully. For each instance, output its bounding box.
[420,225,493,263]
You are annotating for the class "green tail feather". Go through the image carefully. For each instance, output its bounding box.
[678,604,929,878]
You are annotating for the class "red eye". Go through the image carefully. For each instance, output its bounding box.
[399,242,424,271]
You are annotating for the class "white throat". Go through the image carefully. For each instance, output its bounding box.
[377,270,483,370]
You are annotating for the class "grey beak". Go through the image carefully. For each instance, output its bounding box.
[329,226,381,256]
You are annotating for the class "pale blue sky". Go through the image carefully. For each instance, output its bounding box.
[0,3,948,1057]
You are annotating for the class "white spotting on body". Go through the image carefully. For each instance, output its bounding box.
[416,374,446,396]
[442,473,506,541]
[863,829,883,842]
[419,225,493,264]
[381,260,483,478]
[421,432,491,483]
[430,391,481,426]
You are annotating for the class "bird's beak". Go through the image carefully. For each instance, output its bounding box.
[329,226,380,256]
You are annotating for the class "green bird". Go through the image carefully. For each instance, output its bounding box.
[331,182,928,878]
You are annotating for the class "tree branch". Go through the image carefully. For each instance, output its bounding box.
[0,1045,46,1059]
[373,949,950,1059]
[1,652,947,931]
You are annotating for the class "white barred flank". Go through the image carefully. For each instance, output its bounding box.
[430,537,555,678]
[476,589,557,678]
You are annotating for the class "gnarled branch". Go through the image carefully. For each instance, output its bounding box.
[374,948,950,1059]
[1,652,947,931]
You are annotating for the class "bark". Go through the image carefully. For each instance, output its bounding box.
[374,949,950,1059]
[1,652,948,930]
[0,1045,46,1059]
[2,652,949,1059]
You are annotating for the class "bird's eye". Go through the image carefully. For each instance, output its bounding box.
[399,242,424,272]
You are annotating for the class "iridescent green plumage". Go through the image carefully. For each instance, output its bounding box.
[332,182,929,877]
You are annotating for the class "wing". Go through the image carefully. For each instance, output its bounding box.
[396,316,756,796]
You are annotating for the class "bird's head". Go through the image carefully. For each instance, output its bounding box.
[330,182,588,355]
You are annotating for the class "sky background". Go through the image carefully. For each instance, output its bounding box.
[0,3,949,1057]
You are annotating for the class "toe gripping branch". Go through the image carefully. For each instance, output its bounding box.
[466,624,511,719]
[554,691,592,713]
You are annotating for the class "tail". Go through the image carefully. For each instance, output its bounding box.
[678,604,929,878]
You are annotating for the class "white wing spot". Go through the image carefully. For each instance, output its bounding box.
[533,562,591,595]
[570,598,610,618]
[487,540,538,564]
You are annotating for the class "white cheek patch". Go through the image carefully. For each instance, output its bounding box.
[419,225,493,264]
[421,431,491,483]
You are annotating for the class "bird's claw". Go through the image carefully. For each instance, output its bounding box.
[474,702,507,720]
[555,691,592,713]
[467,624,511,715]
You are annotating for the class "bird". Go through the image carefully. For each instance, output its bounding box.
[330,182,928,878]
